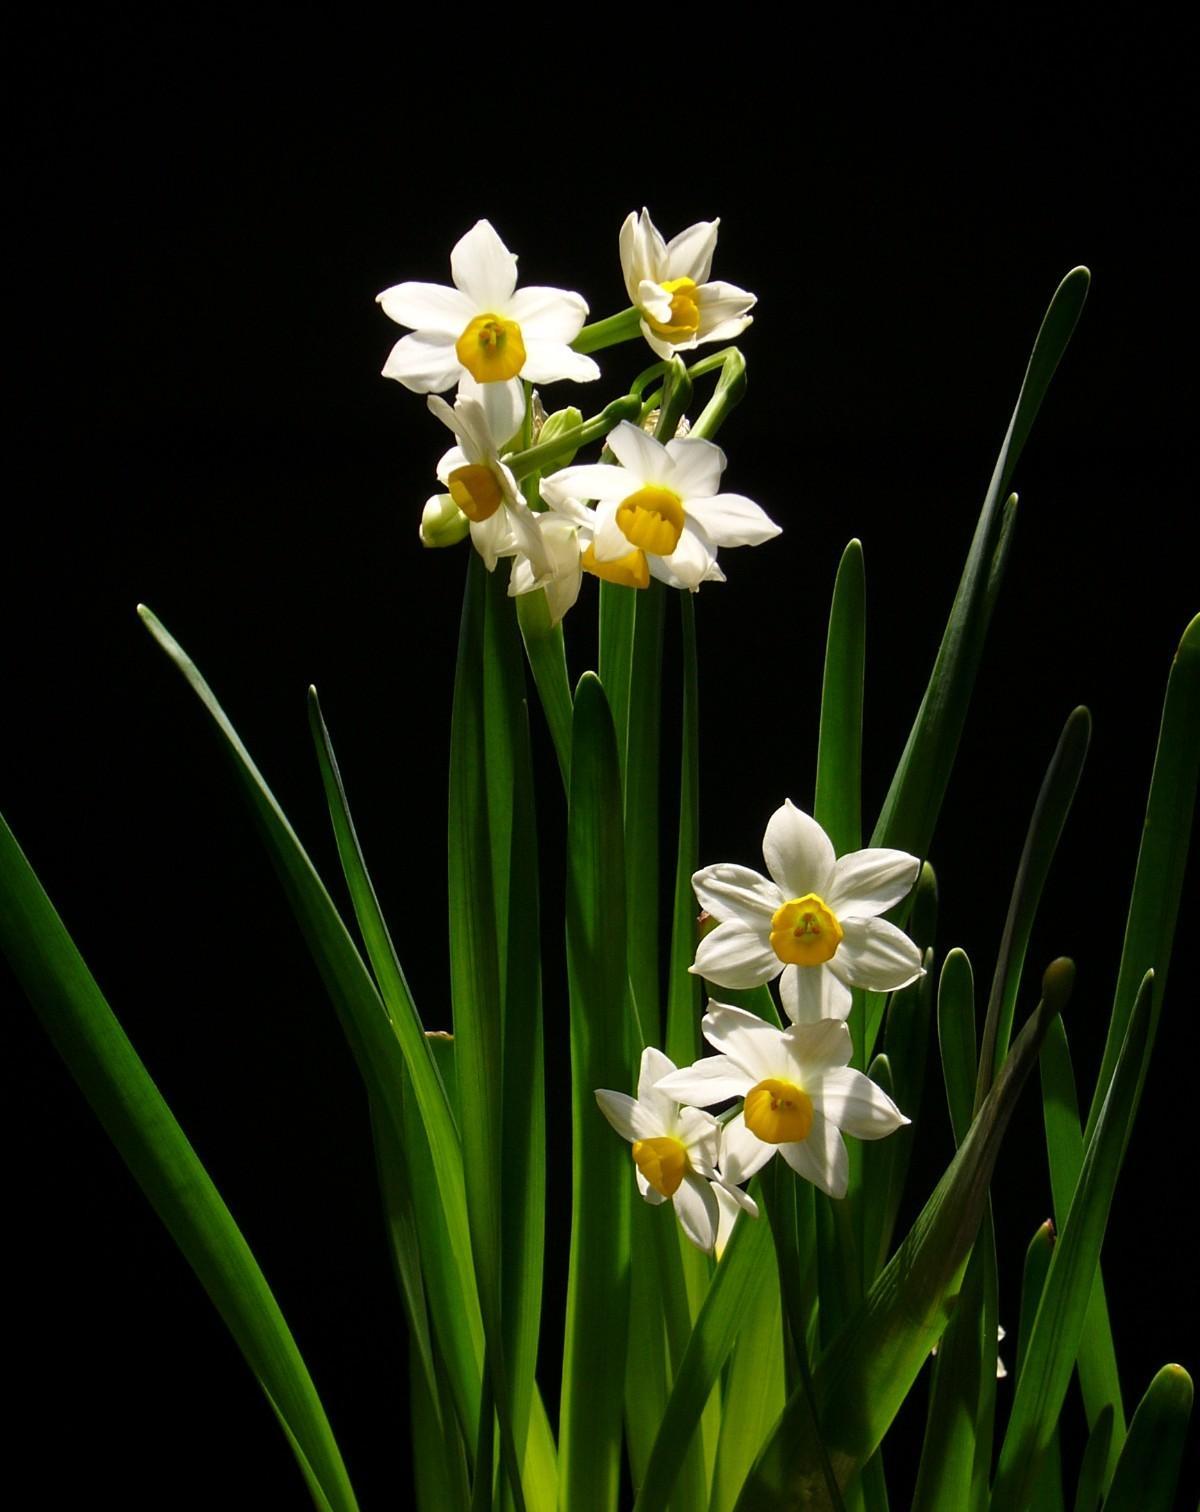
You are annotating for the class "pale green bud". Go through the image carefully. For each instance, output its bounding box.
[535,406,584,472]
[420,493,470,549]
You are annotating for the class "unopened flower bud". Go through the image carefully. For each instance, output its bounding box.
[420,493,470,549]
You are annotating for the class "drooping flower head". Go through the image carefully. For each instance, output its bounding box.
[427,378,550,579]
[655,1005,908,1200]
[378,220,600,395]
[691,801,923,1023]
[595,1046,757,1254]
[620,209,756,360]
[539,421,780,592]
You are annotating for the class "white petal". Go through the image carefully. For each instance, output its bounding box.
[779,964,853,1025]
[762,800,836,899]
[637,1046,680,1127]
[691,918,779,989]
[829,918,925,993]
[637,317,677,362]
[435,443,469,485]
[664,219,720,284]
[677,1106,722,1172]
[469,512,515,572]
[605,420,667,484]
[781,1018,853,1076]
[637,278,678,326]
[654,1054,750,1106]
[780,1109,848,1198]
[540,464,632,508]
[695,312,755,346]
[591,502,634,564]
[450,220,518,309]
[458,374,525,450]
[618,211,643,301]
[809,1067,910,1140]
[381,331,462,393]
[720,1111,777,1184]
[637,1169,668,1205]
[376,280,474,334]
[506,285,589,341]
[692,862,781,925]
[521,339,600,386]
[713,1184,742,1261]
[662,525,716,589]
[673,1173,720,1252]
[632,209,667,283]
[694,279,757,330]
[665,436,726,500]
[647,550,713,593]
[594,1088,658,1142]
[827,848,920,919]
[684,494,782,548]
[428,394,486,461]
[702,1002,789,1082]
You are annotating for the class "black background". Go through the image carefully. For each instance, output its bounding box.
[8,16,1194,1509]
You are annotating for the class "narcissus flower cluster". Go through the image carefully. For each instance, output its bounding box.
[378,211,778,618]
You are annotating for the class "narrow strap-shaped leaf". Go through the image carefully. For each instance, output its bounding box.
[736,961,1072,1508]
[1,811,361,1512]
[872,943,934,1269]
[560,672,634,1511]
[515,588,572,790]
[448,554,527,1511]
[709,1244,785,1512]
[624,577,667,1045]
[814,538,865,859]
[623,1202,672,1492]
[871,268,1089,859]
[306,686,483,1443]
[1085,614,1199,1149]
[1101,1365,1192,1512]
[937,948,977,1147]
[1070,1404,1111,1512]
[975,706,1090,1106]
[863,859,937,1070]
[598,581,636,770]
[1015,1221,1064,1512]
[409,1344,472,1512]
[1038,1015,1125,1466]
[666,589,702,1070]
[859,1054,901,1284]
[991,971,1155,1509]
[632,1199,775,1512]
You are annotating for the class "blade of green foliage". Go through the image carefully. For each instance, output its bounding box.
[624,1202,672,1491]
[859,1054,901,1284]
[1102,1365,1192,1512]
[814,539,865,859]
[409,1345,472,1512]
[560,672,635,1511]
[447,555,527,1511]
[139,605,485,1444]
[307,691,485,1443]
[937,949,977,1148]
[0,811,361,1512]
[872,943,934,1270]
[688,347,747,440]
[515,588,572,789]
[710,1240,785,1512]
[598,581,636,768]
[483,568,549,1494]
[1070,1404,1111,1512]
[1085,615,1199,1149]
[1012,1221,1064,1512]
[991,971,1155,1510]
[863,859,937,1074]
[1038,1015,1125,1468]
[736,962,1072,1509]
[666,589,702,1070]
[632,1197,775,1512]
[625,577,667,1044]
[975,706,1090,1105]
[871,268,1090,860]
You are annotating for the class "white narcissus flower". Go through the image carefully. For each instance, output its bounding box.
[378,219,600,394]
[620,209,756,360]
[595,1046,758,1254]
[539,421,780,592]
[655,1005,909,1200]
[691,801,923,1022]
[428,378,550,579]
[507,509,584,626]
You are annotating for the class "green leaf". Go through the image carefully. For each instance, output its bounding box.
[1085,615,1200,1148]
[1,812,360,1512]
[1015,1221,1064,1512]
[871,267,1090,860]
[814,539,865,859]
[515,589,572,789]
[665,590,702,1071]
[560,672,635,1511]
[710,1242,785,1512]
[624,578,667,1045]
[736,960,1072,1509]
[1070,1404,1111,1512]
[1102,1365,1192,1512]
[991,971,1155,1510]
[1038,1014,1125,1470]
[937,948,977,1148]
[975,706,1090,1104]
[633,1198,775,1512]
[447,554,527,1511]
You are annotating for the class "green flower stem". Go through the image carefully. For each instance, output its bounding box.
[507,395,641,481]
[571,305,643,353]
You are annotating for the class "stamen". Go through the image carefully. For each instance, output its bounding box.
[744,1078,814,1143]
[769,893,843,966]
